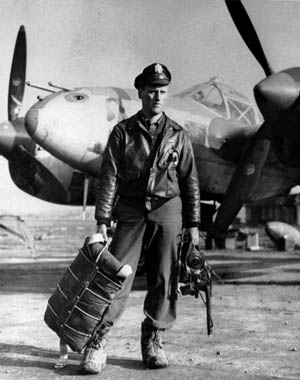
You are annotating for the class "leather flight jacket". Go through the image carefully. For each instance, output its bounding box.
[95,111,200,228]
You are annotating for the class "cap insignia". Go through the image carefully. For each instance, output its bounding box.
[154,63,163,74]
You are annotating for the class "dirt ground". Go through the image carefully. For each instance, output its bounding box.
[0,216,299,380]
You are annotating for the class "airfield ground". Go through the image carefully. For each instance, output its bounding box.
[0,215,299,380]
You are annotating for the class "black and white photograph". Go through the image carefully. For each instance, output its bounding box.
[0,1,299,379]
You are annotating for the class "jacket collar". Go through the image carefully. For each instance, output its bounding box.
[128,111,182,131]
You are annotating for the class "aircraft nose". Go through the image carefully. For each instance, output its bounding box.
[23,91,111,175]
[25,108,39,136]
[0,121,16,157]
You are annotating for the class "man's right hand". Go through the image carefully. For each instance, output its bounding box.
[96,224,108,241]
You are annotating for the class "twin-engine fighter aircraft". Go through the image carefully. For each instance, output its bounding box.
[1,0,300,245]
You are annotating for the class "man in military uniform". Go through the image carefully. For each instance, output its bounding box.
[81,63,200,374]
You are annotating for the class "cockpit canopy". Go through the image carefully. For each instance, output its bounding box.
[174,77,261,125]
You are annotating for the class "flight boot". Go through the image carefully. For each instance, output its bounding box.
[80,344,107,374]
[141,320,169,369]
[79,325,109,374]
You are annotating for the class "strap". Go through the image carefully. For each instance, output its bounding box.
[95,238,112,263]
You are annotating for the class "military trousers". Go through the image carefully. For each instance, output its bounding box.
[100,196,182,332]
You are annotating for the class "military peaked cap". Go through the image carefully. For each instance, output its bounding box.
[134,63,171,89]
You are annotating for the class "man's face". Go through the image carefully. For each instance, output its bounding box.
[138,85,169,117]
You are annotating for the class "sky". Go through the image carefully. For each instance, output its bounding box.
[1,0,300,215]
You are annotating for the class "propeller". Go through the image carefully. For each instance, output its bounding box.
[0,26,28,159]
[9,145,71,203]
[224,0,273,77]
[213,1,300,239]
[2,26,71,204]
[8,25,26,122]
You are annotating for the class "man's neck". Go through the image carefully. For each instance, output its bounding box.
[142,111,162,124]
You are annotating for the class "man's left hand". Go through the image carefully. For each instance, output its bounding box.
[187,227,200,246]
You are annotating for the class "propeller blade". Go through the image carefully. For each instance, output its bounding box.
[9,145,71,203]
[8,25,26,121]
[213,121,271,238]
[0,118,33,159]
[225,0,273,76]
